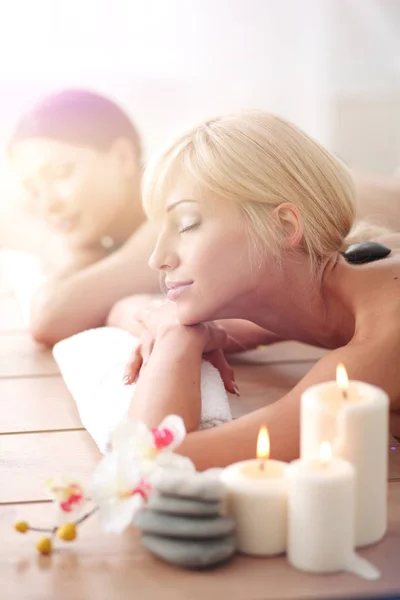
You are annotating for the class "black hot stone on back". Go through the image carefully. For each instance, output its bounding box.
[342,242,391,265]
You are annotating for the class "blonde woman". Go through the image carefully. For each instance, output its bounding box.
[120,111,400,469]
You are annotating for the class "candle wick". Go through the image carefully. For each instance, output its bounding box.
[259,460,265,472]
[342,389,348,400]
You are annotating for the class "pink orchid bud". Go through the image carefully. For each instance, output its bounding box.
[151,427,174,450]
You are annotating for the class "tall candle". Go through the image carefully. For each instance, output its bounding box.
[300,365,389,547]
[221,427,288,556]
[287,442,355,573]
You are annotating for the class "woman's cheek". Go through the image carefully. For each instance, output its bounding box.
[56,178,77,200]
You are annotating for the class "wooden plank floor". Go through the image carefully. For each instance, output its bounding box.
[0,268,399,600]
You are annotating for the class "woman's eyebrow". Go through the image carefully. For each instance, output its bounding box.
[166,199,199,213]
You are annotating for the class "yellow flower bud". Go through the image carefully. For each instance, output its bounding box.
[57,522,77,542]
[36,537,52,555]
[14,521,29,533]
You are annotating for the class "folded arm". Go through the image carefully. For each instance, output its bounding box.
[108,295,285,350]
[30,221,160,347]
[128,327,397,470]
[214,319,284,352]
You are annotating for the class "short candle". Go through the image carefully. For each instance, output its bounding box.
[221,427,288,556]
[287,442,356,574]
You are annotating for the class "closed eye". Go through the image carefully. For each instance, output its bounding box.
[51,162,75,180]
[179,223,199,234]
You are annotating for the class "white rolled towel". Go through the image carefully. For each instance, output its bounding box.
[53,327,232,454]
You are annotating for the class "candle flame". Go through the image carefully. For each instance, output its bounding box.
[336,363,349,395]
[319,441,332,465]
[257,426,270,460]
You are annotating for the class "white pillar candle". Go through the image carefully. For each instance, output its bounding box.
[300,366,389,548]
[221,427,288,556]
[287,443,355,573]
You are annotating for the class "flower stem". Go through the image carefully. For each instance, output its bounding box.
[74,506,99,526]
[29,526,57,533]
[25,507,98,535]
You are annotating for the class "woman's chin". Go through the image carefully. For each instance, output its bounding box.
[176,303,214,326]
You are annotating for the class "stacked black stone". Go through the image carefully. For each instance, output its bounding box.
[134,474,236,569]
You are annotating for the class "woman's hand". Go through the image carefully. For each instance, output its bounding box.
[106,293,164,336]
[123,301,239,396]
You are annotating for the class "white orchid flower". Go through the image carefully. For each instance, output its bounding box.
[90,451,151,533]
[91,415,194,533]
[45,475,88,524]
[111,414,194,473]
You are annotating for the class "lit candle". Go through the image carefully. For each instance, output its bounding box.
[221,427,288,556]
[287,442,355,573]
[300,364,389,547]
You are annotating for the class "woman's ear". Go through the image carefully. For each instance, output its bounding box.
[273,202,303,248]
[109,137,139,178]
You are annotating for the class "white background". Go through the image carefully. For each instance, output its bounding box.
[0,0,399,181]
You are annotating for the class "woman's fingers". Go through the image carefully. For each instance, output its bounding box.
[133,301,178,339]
[133,298,165,320]
[107,294,164,337]
[123,331,156,385]
[225,333,248,353]
[123,344,143,385]
[123,329,241,398]
[202,324,228,353]
[211,324,247,353]
[141,335,155,367]
[205,349,239,396]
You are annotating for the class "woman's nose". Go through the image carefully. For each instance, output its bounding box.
[38,186,64,216]
[148,239,179,272]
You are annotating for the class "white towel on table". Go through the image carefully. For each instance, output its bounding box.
[53,327,232,454]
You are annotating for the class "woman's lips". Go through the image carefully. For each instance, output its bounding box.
[166,281,193,301]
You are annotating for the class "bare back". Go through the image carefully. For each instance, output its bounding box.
[299,237,400,414]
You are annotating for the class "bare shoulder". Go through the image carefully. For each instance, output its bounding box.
[373,232,400,250]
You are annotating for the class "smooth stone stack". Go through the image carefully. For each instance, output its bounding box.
[134,469,236,569]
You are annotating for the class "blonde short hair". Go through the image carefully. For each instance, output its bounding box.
[142,111,377,274]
